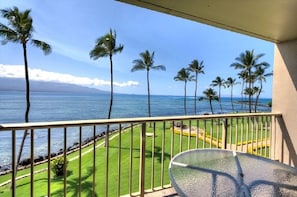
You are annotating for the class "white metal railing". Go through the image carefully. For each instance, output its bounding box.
[0,112,284,196]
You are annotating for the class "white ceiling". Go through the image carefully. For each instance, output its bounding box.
[117,0,297,43]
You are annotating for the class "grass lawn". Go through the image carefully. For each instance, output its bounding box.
[0,117,271,196]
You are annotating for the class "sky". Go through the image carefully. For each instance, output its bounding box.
[0,0,274,98]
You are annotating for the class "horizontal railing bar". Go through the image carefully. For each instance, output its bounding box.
[0,112,285,197]
[0,112,282,131]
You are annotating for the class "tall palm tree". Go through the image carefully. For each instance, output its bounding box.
[187,59,204,114]
[0,7,51,170]
[238,71,248,110]
[131,50,165,117]
[90,29,124,146]
[225,77,240,112]
[199,88,219,114]
[174,68,194,115]
[230,50,269,113]
[211,76,225,113]
[254,66,272,112]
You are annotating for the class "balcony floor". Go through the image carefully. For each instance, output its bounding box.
[144,187,178,197]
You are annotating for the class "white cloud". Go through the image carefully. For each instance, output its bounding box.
[48,39,92,66]
[0,64,139,88]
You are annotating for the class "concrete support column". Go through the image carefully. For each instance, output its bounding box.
[272,39,297,166]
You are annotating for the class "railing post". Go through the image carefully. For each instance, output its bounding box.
[139,123,146,197]
[63,127,67,197]
[11,129,16,197]
[222,118,228,149]
[105,124,110,197]
[30,129,34,196]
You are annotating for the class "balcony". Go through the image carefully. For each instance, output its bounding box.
[0,112,292,196]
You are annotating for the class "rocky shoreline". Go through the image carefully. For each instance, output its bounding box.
[0,125,125,176]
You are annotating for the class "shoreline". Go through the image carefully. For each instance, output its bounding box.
[0,124,130,175]
[235,100,270,107]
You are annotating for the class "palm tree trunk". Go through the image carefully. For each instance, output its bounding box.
[16,43,30,172]
[231,86,234,112]
[108,54,113,119]
[194,74,197,114]
[219,87,223,113]
[254,81,263,112]
[209,100,214,114]
[147,70,152,127]
[244,82,248,111]
[147,70,151,117]
[184,81,187,115]
[106,54,114,147]
[248,94,252,113]
[241,80,244,110]
[248,69,252,113]
[104,54,113,195]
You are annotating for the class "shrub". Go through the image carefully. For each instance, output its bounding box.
[51,156,67,177]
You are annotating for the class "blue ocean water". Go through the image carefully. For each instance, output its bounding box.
[0,91,271,166]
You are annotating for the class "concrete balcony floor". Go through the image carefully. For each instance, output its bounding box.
[144,187,178,197]
[125,187,178,197]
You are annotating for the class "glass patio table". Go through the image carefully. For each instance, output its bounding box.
[169,149,297,196]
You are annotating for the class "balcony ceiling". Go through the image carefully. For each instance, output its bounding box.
[117,0,297,43]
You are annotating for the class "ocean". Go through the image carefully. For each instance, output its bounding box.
[0,91,271,166]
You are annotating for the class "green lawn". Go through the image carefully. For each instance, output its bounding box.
[0,117,271,196]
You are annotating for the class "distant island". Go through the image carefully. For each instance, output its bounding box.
[0,77,107,94]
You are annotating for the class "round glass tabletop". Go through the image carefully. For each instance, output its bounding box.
[169,149,297,196]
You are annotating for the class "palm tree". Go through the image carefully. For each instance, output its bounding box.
[187,59,204,114]
[238,71,248,110]
[225,77,240,112]
[174,68,194,115]
[211,76,225,113]
[131,50,165,117]
[90,29,124,146]
[0,7,51,170]
[254,66,272,112]
[231,50,269,113]
[199,88,219,114]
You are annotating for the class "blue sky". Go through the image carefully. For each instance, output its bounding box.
[0,0,274,98]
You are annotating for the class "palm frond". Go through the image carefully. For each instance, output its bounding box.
[131,49,165,73]
[200,88,219,101]
[131,64,145,72]
[31,39,51,55]
[90,29,123,60]
[0,23,19,43]
[188,59,205,74]
[132,59,144,65]
[174,68,193,82]
[113,44,124,54]
[152,65,166,71]
[90,47,109,59]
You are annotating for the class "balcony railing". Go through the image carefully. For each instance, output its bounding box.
[0,112,284,196]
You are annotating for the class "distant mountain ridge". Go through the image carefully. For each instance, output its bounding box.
[0,77,108,94]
